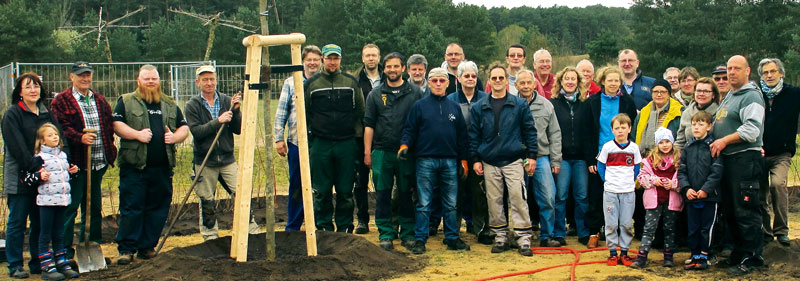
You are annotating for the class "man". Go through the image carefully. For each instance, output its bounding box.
[274,45,322,231]
[757,58,799,248]
[112,65,190,264]
[577,59,601,96]
[618,49,656,110]
[353,44,382,233]
[470,64,538,256]
[400,67,470,254]
[364,52,423,250]
[712,65,730,98]
[304,44,364,232]
[407,54,428,92]
[184,65,256,241]
[50,61,117,261]
[710,55,766,276]
[443,43,484,95]
[663,67,681,95]
[483,44,526,96]
[533,49,555,98]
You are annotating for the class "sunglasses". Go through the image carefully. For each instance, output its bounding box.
[490,76,506,82]
[430,78,448,84]
[713,76,728,81]
[462,74,477,79]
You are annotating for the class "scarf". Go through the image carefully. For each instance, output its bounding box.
[561,89,577,102]
[642,101,669,154]
[761,78,783,100]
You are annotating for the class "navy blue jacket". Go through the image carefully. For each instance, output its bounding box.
[469,93,538,167]
[400,94,468,160]
[678,136,723,202]
[761,82,800,156]
[621,70,656,110]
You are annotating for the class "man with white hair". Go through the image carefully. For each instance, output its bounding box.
[577,59,601,96]
[663,67,681,95]
[533,49,555,98]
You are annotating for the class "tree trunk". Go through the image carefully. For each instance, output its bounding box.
[259,0,276,262]
[204,19,218,61]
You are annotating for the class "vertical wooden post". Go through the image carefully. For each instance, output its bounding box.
[290,43,318,256]
[231,35,262,262]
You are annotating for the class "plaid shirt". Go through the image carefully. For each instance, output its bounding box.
[51,87,117,170]
[202,92,221,119]
[72,87,107,170]
[273,75,305,144]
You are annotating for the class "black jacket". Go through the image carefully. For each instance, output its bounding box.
[762,82,800,156]
[358,64,383,102]
[583,92,638,163]
[552,95,586,161]
[2,102,65,195]
[184,92,241,167]
[304,68,365,140]
[364,81,423,151]
[446,72,484,96]
[678,136,723,202]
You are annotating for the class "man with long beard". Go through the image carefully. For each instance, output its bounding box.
[112,65,189,264]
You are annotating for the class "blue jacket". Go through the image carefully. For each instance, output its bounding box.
[469,93,538,167]
[621,70,656,110]
[400,94,468,160]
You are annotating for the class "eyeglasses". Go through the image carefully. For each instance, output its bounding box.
[695,89,714,94]
[762,69,779,76]
[536,59,551,64]
[445,52,463,57]
[652,90,669,96]
[490,76,506,82]
[461,74,477,79]
[618,59,637,64]
[507,54,524,59]
[430,78,448,84]
[681,78,696,83]
[713,76,728,81]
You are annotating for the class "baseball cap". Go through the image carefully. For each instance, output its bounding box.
[427,67,448,80]
[711,65,727,75]
[322,44,342,57]
[196,65,216,76]
[72,61,93,75]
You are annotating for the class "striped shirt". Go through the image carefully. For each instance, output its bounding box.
[273,75,305,144]
[597,140,642,193]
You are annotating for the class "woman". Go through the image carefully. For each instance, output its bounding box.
[583,66,637,246]
[2,73,64,278]
[633,79,683,156]
[673,67,700,108]
[674,77,720,150]
[550,67,591,245]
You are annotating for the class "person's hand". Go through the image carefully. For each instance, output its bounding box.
[662,178,673,190]
[231,91,242,110]
[761,147,765,157]
[137,128,153,143]
[164,126,177,144]
[686,189,697,200]
[68,164,79,174]
[275,141,288,157]
[218,111,233,123]
[710,139,727,157]
[473,162,484,176]
[551,166,560,175]
[697,190,708,199]
[589,165,597,174]
[365,151,372,168]
[525,158,536,175]
[397,145,409,160]
[81,132,97,145]
[39,168,50,181]
[458,160,468,180]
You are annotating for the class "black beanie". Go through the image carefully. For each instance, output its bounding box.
[651,78,672,94]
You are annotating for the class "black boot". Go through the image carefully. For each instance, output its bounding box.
[630,250,648,268]
[39,251,66,281]
[663,248,675,267]
[55,249,80,279]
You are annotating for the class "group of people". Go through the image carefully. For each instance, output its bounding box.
[273,42,798,277]
[2,62,258,279]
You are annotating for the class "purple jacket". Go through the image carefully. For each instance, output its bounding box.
[637,156,683,211]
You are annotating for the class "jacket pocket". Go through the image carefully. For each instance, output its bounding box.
[738,181,759,209]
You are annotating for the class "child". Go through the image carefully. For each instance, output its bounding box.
[631,127,683,268]
[678,111,723,270]
[25,123,81,280]
[597,113,642,266]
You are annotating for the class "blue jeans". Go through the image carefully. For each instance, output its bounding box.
[38,206,66,255]
[5,194,40,270]
[415,157,459,242]
[285,142,304,231]
[528,156,556,241]
[555,159,589,238]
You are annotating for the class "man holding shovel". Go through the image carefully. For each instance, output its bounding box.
[50,61,117,263]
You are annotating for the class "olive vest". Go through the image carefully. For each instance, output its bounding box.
[117,91,178,169]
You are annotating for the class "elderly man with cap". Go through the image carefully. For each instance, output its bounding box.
[711,65,731,99]
[304,44,364,232]
[183,65,258,241]
[50,61,117,261]
[400,67,470,254]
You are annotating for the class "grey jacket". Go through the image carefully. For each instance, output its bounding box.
[711,82,765,155]
[526,94,562,168]
[35,145,72,206]
[675,101,718,150]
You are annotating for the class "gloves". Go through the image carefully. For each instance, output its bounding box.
[458,160,468,179]
[397,145,409,160]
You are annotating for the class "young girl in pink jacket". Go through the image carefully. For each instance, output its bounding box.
[631,127,683,268]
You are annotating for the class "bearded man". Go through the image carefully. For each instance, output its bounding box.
[111,64,189,264]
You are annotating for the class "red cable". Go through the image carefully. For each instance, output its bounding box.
[474,246,615,281]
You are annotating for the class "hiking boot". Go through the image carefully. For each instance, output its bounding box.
[137,249,156,259]
[379,239,394,251]
[518,244,533,256]
[39,251,66,281]
[355,222,369,234]
[443,238,470,251]
[663,248,674,267]
[630,250,648,269]
[54,248,80,279]
[477,234,494,245]
[411,240,426,255]
[401,240,416,251]
[540,239,560,247]
[620,255,634,266]
[116,253,134,265]
[8,267,29,279]
[607,255,619,266]
[777,235,791,247]
[587,235,599,249]
[578,236,590,245]
[491,242,509,253]
[554,237,567,246]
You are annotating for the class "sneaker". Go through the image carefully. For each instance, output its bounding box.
[400,240,416,251]
[411,240,426,255]
[137,249,156,259]
[540,239,560,247]
[355,222,369,234]
[41,270,65,281]
[587,235,599,249]
[116,253,134,265]
[491,242,509,253]
[443,238,470,251]
[518,244,533,256]
[685,258,699,270]
[684,258,693,265]
[578,236,590,245]
[554,237,567,246]
[8,267,29,279]
[695,258,709,270]
[777,235,791,247]
[620,255,634,266]
[477,234,494,245]
[607,255,619,266]
[379,239,394,251]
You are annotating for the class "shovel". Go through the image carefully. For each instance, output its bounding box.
[75,128,107,273]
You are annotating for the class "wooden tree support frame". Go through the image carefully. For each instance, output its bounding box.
[231,33,316,262]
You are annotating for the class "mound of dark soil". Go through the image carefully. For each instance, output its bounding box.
[86,231,423,281]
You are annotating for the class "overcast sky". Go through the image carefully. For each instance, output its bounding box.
[455,0,631,8]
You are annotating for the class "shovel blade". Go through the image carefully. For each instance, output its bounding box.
[75,242,107,273]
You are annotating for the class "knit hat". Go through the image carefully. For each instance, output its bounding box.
[654,127,674,144]
[651,78,672,94]
[428,67,448,80]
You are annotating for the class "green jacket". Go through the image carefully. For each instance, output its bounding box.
[303,68,364,140]
[117,91,179,169]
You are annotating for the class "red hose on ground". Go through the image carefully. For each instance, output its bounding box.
[475,246,623,281]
